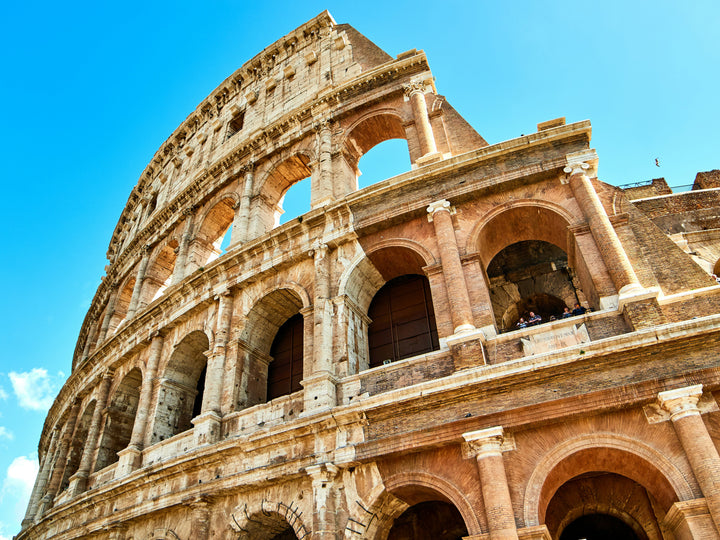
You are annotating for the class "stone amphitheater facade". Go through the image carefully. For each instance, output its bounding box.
[19,11,720,540]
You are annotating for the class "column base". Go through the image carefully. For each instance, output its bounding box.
[300,373,338,415]
[618,286,665,330]
[664,498,720,540]
[192,411,222,446]
[413,151,443,167]
[116,445,143,478]
[447,328,487,370]
[67,471,89,497]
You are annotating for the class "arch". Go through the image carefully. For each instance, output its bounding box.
[230,499,309,540]
[241,285,309,355]
[470,200,578,268]
[93,367,142,471]
[189,195,237,269]
[487,240,580,330]
[267,313,304,400]
[378,471,482,535]
[150,330,210,444]
[341,109,410,177]
[60,400,96,491]
[140,239,179,306]
[523,433,695,527]
[340,241,434,315]
[253,152,314,234]
[548,476,654,540]
[108,275,136,334]
[367,274,439,368]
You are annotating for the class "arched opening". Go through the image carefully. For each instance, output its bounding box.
[60,401,95,491]
[94,368,142,471]
[277,175,311,225]
[357,138,411,189]
[252,155,313,237]
[234,510,300,540]
[547,473,654,540]
[141,241,178,306]
[150,331,209,444]
[534,446,682,540]
[487,240,580,330]
[342,112,408,188]
[368,274,439,368]
[387,500,468,540]
[560,513,641,540]
[108,277,136,333]
[188,197,235,272]
[240,288,306,406]
[267,313,304,400]
[476,206,593,332]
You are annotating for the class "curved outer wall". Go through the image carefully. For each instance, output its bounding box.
[20,11,720,540]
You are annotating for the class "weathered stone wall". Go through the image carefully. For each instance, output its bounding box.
[20,11,720,540]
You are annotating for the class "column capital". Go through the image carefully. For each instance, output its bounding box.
[563,161,590,177]
[306,462,339,484]
[240,161,255,174]
[658,385,704,421]
[426,199,452,221]
[403,81,429,98]
[463,426,513,459]
[309,242,329,259]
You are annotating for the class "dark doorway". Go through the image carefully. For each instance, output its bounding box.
[560,513,640,540]
[388,500,468,540]
[368,274,439,368]
[268,313,304,400]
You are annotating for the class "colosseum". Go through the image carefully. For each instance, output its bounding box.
[18,10,720,540]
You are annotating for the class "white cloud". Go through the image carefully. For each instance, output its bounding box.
[0,454,38,534]
[9,369,64,412]
[0,387,7,401]
[0,428,13,441]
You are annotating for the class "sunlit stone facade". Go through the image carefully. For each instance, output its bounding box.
[20,11,720,540]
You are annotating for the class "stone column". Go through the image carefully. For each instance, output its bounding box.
[565,161,643,298]
[171,208,196,285]
[427,200,475,334]
[22,428,59,528]
[97,291,118,344]
[312,120,335,208]
[195,291,234,445]
[126,247,151,320]
[69,370,114,496]
[80,317,98,363]
[463,427,519,540]
[404,82,439,160]
[38,400,81,517]
[229,164,254,247]
[307,463,341,540]
[302,244,337,414]
[658,385,720,533]
[116,333,163,476]
[189,498,211,540]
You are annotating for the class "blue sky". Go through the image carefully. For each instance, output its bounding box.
[0,1,718,536]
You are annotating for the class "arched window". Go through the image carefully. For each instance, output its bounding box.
[388,500,468,540]
[150,331,209,443]
[94,368,141,471]
[560,513,640,540]
[267,313,304,400]
[368,274,439,368]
